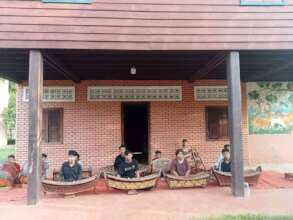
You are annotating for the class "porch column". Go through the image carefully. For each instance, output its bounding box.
[27,50,43,205]
[226,51,245,197]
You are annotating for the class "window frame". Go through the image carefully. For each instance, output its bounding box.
[205,106,229,141]
[240,0,287,6]
[42,108,64,144]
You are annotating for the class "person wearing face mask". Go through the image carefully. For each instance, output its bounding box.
[60,150,82,182]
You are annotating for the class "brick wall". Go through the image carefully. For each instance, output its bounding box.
[15,80,248,174]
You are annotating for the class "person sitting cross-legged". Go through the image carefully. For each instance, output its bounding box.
[114,144,126,171]
[7,155,21,174]
[118,150,139,194]
[214,144,230,170]
[152,150,162,161]
[60,150,82,182]
[170,149,191,177]
[220,149,231,173]
[118,150,139,179]
[76,152,83,167]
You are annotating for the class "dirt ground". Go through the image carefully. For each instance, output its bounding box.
[0,187,293,220]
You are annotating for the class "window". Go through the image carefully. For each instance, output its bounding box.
[23,86,75,102]
[88,86,182,101]
[240,0,287,6]
[194,86,228,101]
[42,0,92,3]
[43,109,63,143]
[206,107,229,140]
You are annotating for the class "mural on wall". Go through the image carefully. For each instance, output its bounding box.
[248,82,293,134]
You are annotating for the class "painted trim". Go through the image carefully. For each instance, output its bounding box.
[240,0,287,6]
[42,0,92,4]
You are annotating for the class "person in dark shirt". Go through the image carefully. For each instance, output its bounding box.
[60,150,82,182]
[114,144,126,171]
[220,149,231,172]
[118,150,139,178]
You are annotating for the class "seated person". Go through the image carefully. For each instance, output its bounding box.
[220,149,231,172]
[182,139,192,155]
[60,150,82,182]
[7,155,21,173]
[118,150,139,178]
[19,160,29,184]
[170,149,191,177]
[214,144,230,170]
[76,152,83,167]
[41,153,50,180]
[21,160,29,177]
[114,144,126,171]
[152,150,162,161]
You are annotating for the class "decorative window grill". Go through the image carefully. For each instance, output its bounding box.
[42,0,92,4]
[88,86,182,101]
[240,0,287,6]
[194,86,228,101]
[23,86,75,102]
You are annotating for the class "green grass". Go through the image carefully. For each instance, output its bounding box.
[192,215,293,220]
[0,145,15,162]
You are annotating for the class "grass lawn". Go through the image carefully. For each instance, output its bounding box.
[0,145,15,162]
[194,215,293,220]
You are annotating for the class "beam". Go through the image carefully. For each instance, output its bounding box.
[27,50,43,205]
[43,52,81,83]
[248,59,293,81]
[189,53,226,82]
[227,51,245,197]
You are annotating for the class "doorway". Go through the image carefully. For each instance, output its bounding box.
[122,103,149,164]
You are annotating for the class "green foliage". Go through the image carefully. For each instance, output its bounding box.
[0,146,15,162]
[287,82,293,90]
[248,90,260,100]
[256,82,266,88]
[288,94,293,103]
[265,94,278,103]
[257,82,270,88]
[271,82,282,89]
[2,82,16,131]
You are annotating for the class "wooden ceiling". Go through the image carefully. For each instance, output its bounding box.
[0,49,293,82]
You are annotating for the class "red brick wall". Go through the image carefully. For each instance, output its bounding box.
[15,80,248,174]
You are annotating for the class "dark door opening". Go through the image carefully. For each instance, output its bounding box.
[122,103,149,164]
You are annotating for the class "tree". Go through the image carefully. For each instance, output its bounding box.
[2,82,16,139]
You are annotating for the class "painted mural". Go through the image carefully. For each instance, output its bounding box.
[248,82,293,134]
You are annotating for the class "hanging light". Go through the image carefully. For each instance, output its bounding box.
[130,65,136,75]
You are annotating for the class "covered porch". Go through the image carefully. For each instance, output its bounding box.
[1,49,293,204]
